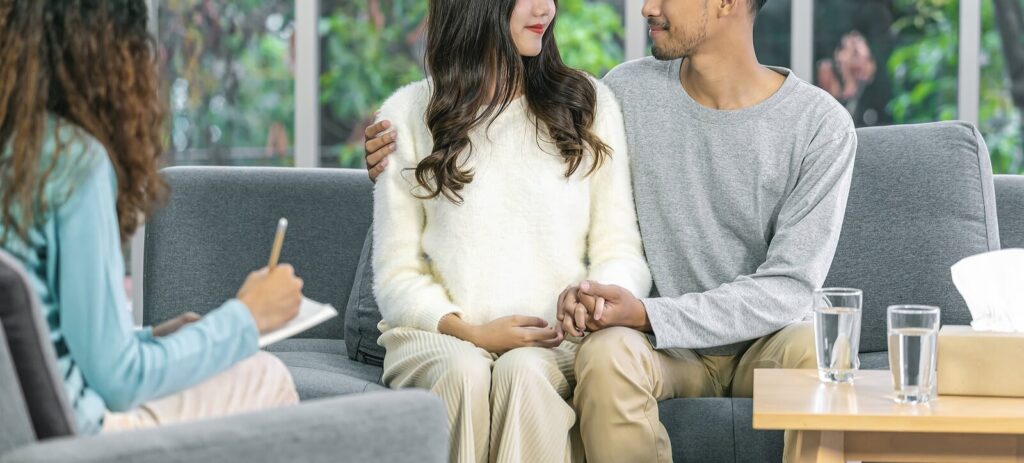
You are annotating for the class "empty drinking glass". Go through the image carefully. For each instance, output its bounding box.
[813,288,863,383]
[887,305,940,404]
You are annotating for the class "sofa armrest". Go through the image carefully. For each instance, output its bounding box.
[1,390,447,463]
[996,175,1024,249]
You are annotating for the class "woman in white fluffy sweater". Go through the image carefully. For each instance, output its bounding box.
[368,1,651,462]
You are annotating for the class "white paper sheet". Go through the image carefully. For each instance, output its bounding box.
[258,297,339,347]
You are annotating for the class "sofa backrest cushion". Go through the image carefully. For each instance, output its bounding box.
[346,122,1002,358]
[343,230,386,366]
[824,122,1000,352]
[144,167,373,340]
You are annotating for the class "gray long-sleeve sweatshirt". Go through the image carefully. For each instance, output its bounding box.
[603,58,857,355]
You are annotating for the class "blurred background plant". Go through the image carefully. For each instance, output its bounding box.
[160,0,295,166]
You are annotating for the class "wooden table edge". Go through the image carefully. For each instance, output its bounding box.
[752,413,1024,434]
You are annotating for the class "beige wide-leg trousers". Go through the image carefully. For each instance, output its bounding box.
[573,322,816,463]
[102,352,299,432]
[379,327,581,463]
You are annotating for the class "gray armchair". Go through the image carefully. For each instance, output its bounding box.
[0,250,449,463]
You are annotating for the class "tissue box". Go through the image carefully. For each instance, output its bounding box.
[937,325,1024,397]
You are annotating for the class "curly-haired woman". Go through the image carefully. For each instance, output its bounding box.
[0,0,303,434]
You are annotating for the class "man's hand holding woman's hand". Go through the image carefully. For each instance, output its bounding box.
[557,281,652,336]
[557,284,601,337]
[439,314,563,354]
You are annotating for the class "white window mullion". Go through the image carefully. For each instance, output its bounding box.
[625,0,646,61]
[958,0,981,126]
[790,0,814,81]
[294,0,321,168]
[133,0,159,325]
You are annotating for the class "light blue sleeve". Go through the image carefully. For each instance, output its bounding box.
[55,155,260,412]
[135,327,154,341]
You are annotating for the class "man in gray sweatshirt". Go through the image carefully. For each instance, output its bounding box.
[556,0,857,461]
[363,0,856,461]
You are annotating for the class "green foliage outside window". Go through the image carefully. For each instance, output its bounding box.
[887,0,1023,174]
[161,0,1022,174]
[321,0,624,167]
[161,0,294,166]
[162,0,623,168]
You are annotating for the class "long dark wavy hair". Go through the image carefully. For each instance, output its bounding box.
[417,0,611,203]
[0,0,167,243]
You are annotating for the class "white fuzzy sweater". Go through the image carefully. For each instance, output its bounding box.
[372,78,652,333]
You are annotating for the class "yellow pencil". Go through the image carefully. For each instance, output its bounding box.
[268,218,288,269]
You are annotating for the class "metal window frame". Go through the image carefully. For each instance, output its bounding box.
[625,0,646,61]
[791,0,814,81]
[294,0,321,168]
[133,0,160,323]
[958,0,981,126]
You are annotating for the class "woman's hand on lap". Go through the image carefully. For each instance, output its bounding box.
[472,315,563,354]
[440,314,563,354]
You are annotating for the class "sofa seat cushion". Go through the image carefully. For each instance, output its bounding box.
[266,339,384,400]
[659,397,736,462]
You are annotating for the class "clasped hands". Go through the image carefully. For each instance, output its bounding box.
[438,281,649,354]
[556,281,650,337]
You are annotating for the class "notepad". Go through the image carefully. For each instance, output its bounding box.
[258,297,339,347]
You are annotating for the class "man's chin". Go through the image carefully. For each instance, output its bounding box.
[651,46,684,61]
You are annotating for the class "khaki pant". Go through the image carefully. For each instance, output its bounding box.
[573,322,816,463]
[102,352,299,432]
[379,327,582,463]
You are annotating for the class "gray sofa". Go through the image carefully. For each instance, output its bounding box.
[0,250,449,463]
[142,121,1024,462]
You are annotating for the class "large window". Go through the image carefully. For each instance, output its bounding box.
[159,1,295,167]
[980,0,1024,174]
[152,0,1023,175]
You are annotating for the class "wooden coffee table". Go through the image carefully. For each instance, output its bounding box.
[753,369,1024,462]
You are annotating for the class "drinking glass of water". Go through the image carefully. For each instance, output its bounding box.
[887,305,940,404]
[813,288,863,383]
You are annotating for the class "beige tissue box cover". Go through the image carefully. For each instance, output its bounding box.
[937,325,1024,397]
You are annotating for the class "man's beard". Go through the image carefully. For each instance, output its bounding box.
[649,8,709,61]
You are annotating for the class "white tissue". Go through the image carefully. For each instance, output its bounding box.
[951,249,1024,332]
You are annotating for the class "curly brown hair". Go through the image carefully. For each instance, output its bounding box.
[417,0,610,203]
[0,0,167,244]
